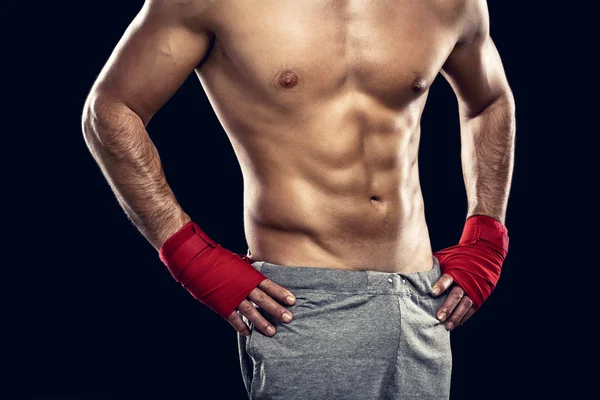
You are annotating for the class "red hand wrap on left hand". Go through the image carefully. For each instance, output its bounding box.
[158,221,267,318]
[433,215,509,310]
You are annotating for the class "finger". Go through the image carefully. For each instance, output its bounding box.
[227,310,251,336]
[432,274,454,297]
[248,287,294,324]
[258,278,296,305]
[458,306,476,326]
[237,299,277,336]
[445,296,473,331]
[436,286,465,322]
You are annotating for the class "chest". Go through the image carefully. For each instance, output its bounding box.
[208,0,464,106]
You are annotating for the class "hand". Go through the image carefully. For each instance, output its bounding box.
[432,274,476,331]
[227,278,296,337]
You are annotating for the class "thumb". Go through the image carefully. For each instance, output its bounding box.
[432,273,454,296]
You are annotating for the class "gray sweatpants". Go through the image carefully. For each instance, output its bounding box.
[237,256,452,399]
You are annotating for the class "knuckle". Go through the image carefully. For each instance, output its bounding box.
[257,320,270,332]
[440,303,452,313]
[228,318,243,330]
[278,307,289,316]
[261,299,277,313]
[241,303,255,314]
[228,311,238,321]
[464,297,473,308]
[449,313,462,324]
[261,279,273,289]
[255,291,266,303]
[280,289,292,299]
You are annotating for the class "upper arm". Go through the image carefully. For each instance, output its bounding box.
[441,0,512,119]
[87,0,215,125]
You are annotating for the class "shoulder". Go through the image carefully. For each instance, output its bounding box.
[142,0,219,31]
[145,0,217,13]
[430,0,489,44]
[456,0,490,44]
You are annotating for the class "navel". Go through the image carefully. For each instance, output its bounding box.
[277,69,299,88]
[412,77,428,92]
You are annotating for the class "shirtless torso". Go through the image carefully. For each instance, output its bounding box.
[84,0,512,276]
[204,1,455,273]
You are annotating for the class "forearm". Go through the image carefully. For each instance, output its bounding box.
[82,94,191,251]
[460,93,516,224]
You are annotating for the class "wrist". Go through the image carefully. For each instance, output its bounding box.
[460,215,509,256]
[155,211,193,251]
[467,211,506,225]
[465,214,507,233]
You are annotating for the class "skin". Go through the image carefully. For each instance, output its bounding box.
[82,0,515,338]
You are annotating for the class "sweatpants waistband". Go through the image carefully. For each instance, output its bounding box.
[250,256,441,297]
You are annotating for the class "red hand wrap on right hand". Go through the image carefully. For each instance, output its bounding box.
[434,215,509,310]
[158,221,267,318]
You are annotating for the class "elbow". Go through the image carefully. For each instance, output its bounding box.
[81,95,95,143]
[498,91,516,132]
[500,90,516,117]
[463,90,516,120]
[81,91,146,150]
[81,90,110,146]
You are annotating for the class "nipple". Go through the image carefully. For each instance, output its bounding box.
[277,70,299,88]
[412,78,428,92]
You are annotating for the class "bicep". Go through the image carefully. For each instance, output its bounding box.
[91,1,213,125]
[441,2,511,118]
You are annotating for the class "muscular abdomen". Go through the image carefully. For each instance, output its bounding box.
[194,0,461,272]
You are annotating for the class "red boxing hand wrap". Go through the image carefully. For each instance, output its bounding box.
[433,215,509,310]
[158,221,267,318]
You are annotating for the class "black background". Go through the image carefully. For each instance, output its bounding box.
[17,1,583,399]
